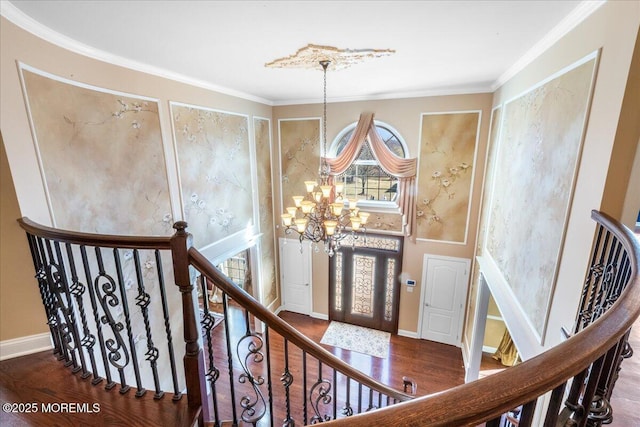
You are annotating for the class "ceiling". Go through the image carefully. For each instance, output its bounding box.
[3,0,599,105]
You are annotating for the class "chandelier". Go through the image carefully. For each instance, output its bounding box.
[280,60,369,256]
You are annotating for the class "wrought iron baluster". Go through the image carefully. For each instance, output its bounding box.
[94,247,130,392]
[562,368,589,425]
[64,242,97,380]
[113,248,143,395]
[309,359,332,423]
[236,306,267,424]
[80,245,109,386]
[357,382,363,414]
[53,240,85,373]
[199,276,221,426]
[332,369,337,419]
[132,249,161,398]
[264,327,274,427]
[367,388,374,411]
[543,383,567,426]
[27,234,62,358]
[222,292,239,425]
[302,350,308,425]
[155,250,181,399]
[281,339,294,427]
[588,343,621,425]
[45,239,79,370]
[37,237,66,360]
[343,376,353,416]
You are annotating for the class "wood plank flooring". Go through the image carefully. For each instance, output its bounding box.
[0,309,638,426]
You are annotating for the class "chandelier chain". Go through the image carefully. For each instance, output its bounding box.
[321,60,329,163]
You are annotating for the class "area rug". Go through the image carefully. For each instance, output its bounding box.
[320,321,390,359]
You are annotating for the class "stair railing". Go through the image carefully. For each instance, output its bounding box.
[18,209,639,426]
[316,210,640,426]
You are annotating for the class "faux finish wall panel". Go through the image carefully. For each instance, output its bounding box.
[171,103,253,249]
[21,68,173,236]
[416,112,480,243]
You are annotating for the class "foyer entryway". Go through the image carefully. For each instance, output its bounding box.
[329,234,403,333]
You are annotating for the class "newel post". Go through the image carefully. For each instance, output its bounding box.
[171,221,209,425]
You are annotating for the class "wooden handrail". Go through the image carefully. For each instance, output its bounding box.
[320,210,640,426]
[188,247,414,403]
[17,217,172,249]
[17,211,639,426]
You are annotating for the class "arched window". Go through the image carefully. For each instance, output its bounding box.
[330,121,408,208]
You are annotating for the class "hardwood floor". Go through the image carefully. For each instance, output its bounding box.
[0,309,638,426]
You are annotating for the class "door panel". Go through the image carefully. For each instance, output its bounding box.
[420,256,470,347]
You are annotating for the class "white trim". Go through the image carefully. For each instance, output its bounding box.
[1,2,272,106]
[461,338,471,369]
[271,87,494,107]
[0,333,53,361]
[482,345,497,354]
[310,312,329,321]
[477,256,540,359]
[397,329,418,339]
[492,0,606,90]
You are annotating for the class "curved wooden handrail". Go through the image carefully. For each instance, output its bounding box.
[17,211,638,426]
[319,210,640,426]
[188,247,414,403]
[18,217,172,249]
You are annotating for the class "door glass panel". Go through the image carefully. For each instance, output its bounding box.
[384,258,396,322]
[351,254,376,318]
[335,252,343,312]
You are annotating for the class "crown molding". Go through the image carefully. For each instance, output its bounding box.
[0,1,274,106]
[273,86,493,107]
[491,0,606,91]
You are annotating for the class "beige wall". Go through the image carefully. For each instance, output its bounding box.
[0,17,274,344]
[0,133,48,340]
[274,94,493,333]
[476,0,640,353]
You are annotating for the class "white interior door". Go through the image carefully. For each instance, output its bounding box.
[420,255,470,347]
[279,238,311,315]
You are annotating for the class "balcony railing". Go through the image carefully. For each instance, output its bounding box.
[17,210,639,426]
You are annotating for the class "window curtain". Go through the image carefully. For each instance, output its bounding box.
[322,112,418,237]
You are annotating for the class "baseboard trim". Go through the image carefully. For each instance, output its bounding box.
[0,333,52,361]
[482,345,497,354]
[398,329,418,339]
[310,312,328,321]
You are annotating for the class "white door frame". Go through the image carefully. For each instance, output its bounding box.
[418,254,470,347]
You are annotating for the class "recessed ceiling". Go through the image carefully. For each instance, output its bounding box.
[3,0,598,105]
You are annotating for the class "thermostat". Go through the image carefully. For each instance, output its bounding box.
[406,279,416,287]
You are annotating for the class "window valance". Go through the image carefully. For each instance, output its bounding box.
[322,112,418,237]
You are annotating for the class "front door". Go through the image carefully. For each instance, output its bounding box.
[329,234,403,333]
